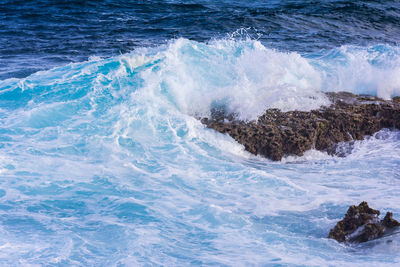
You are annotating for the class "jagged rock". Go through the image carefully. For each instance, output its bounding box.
[201,92,400,161]
[328,201,400,243]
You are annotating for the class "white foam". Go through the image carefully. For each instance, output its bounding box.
[149,38,329,121]
[281,129,400,163]
[282,149,333,163]
[314,45,400,99]
[3,39,399,122]
[128,39,400,121]
[1,38,400,265]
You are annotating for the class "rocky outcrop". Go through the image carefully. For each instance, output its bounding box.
[328,202,400,243]
[201,92,400,161]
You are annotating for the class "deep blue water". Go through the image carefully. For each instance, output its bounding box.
[0,1,400,266]
[1,0,400,79]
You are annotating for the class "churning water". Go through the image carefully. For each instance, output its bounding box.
[0,1,400,266]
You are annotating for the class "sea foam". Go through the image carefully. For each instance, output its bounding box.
[2,38,400,121]
[0,38,399,266]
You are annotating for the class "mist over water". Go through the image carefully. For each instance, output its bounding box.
[1,0,400,266]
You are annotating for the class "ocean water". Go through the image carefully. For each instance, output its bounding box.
[0,1,400,266]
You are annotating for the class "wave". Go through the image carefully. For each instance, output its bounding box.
[1,38,400,122]
[1,38,400,265]
[310,44,400,99]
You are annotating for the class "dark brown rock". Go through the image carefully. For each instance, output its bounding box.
[201,92,400,161]
[382,212,400,228]
[328,202,400,243]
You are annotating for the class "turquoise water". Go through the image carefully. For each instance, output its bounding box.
[0,39,400,265]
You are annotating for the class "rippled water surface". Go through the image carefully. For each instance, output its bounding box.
[0,1,400,266]
[2,0,400,79]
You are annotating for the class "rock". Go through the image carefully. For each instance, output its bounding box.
[382,212,400,228]
[201,92,400,161]
[328,201,400,243]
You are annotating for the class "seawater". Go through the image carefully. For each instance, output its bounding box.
[2,0,400,80]
[1,0,400,266]
[0,38,400,266]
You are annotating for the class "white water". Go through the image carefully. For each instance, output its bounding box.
[0,38,399,266]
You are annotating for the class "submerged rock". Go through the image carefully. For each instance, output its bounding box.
[201,92,400,161]
[328,202,400,243]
